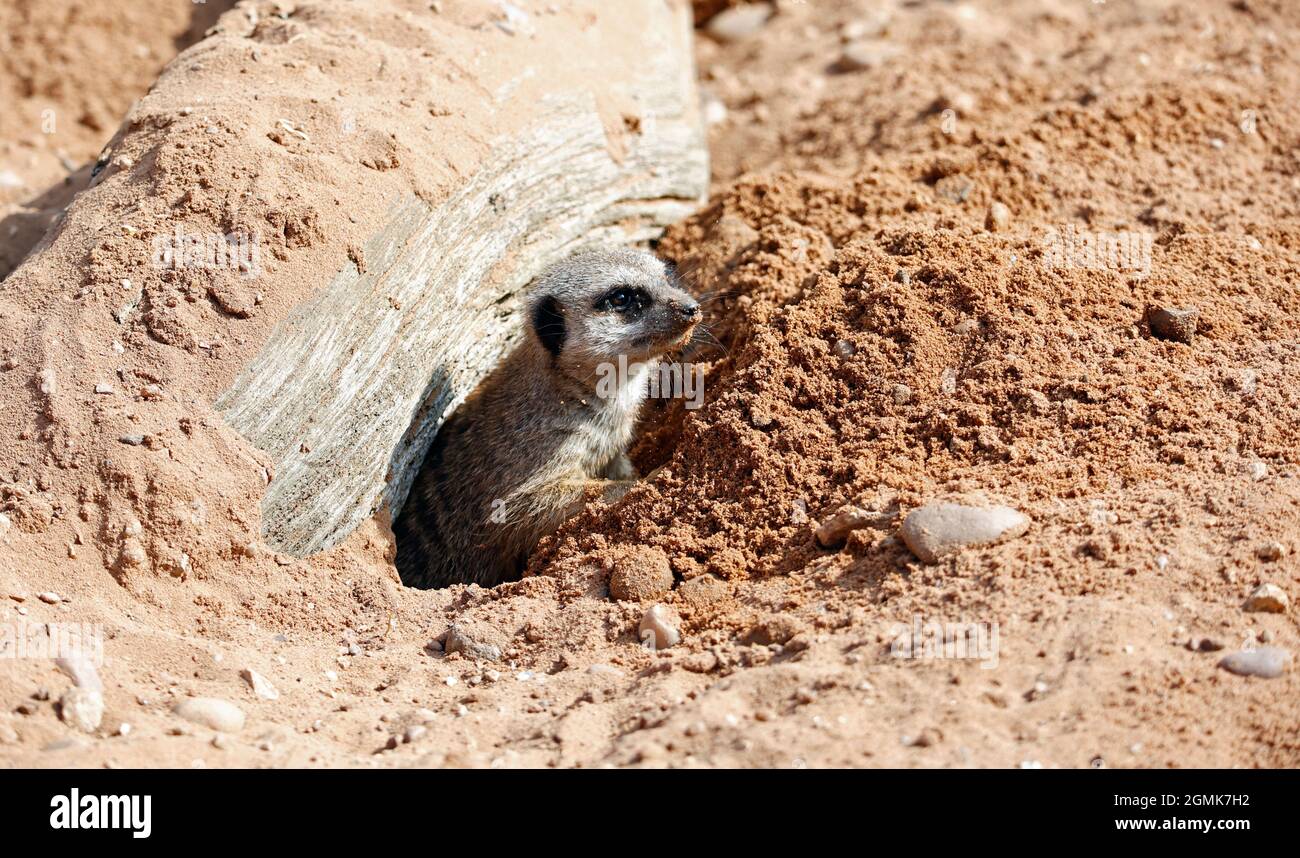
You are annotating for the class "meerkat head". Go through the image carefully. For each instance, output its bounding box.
[526,247,701,372]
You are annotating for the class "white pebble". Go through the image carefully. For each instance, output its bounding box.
[639,604,681,649]
[59,688,104,733]
[706,3,774,42]
[173,698,246,733]
[240,668,280,700]
[900,502,1030,563]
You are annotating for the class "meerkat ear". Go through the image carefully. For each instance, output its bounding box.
[532,295,566,357]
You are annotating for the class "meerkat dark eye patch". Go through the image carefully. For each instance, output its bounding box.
[532,295,566,357]
[597,286,651,315]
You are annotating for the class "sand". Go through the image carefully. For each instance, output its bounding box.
[1,0,1297,768]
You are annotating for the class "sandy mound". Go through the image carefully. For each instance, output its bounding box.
[2,0,1298,767]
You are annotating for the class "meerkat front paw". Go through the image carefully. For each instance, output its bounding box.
[598,479,638,504]
[602,451,639,481]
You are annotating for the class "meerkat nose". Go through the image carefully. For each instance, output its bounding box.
[674,299,702,322]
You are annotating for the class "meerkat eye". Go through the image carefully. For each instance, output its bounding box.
[598,287,649,313]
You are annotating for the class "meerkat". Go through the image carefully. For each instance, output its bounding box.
[394,247,702,589]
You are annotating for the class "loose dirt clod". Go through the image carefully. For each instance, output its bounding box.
[815,500,898,548]
[608,545,674,601]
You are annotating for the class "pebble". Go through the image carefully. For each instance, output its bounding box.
[838,40,901,72]
[118,434,145,446]
[402,724,427,744]
[173,697,246,733]
[891,383,912,405]
[1147,306,1198,343]
[900,502,1031,563]
[37,591,60,604]
[1257,541,1285,562]
[985,202,1011,231]
[1242,583,1288,614]
[58,688,104,733]
[1218,647,1291,679]
[608,546,673,602]
[56,655,102,692]
[444,625,502,662]
[1187,636,1224,653]
[94,383,115,395]
[1247,461,1268,481]
[240,668,280,700]
[706,3,773,42]
[815,499,898,548]
[639,604,681,650]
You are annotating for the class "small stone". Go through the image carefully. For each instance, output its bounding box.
[639,604,681,650]
[815,499,899,548]
[56,655,102,691]
[444,625,502,661]
[240,668,280,700]
[37,591,60,604]
[706,3,773,42]
[1243,583,1288,614]
[608,545,674,602]
[838,40,901,72]
[891,383,912,405]
[901,502,1031,563]
[118,434,145,446]
[1147,306,1198,343]
[58,688,104,733]
[1218,647,1291,679]
[1247,461,1268,481]
[94,383,115,395]
[985,202,1011,231]
[1257,542,1285,562]
[173,697,246,733]
[908,727,943,748]
[402,724,427,744]
[1187,637,1224,653]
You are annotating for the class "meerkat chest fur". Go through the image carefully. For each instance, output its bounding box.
[577,358,653,470]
